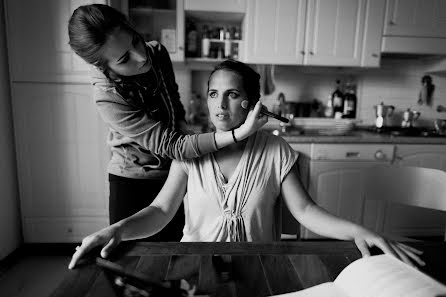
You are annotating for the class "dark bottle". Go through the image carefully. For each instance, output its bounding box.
[343,82,357,118]
[186,21,198,57]
[331,80,344,119]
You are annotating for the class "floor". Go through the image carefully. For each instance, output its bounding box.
[0,244,75,297]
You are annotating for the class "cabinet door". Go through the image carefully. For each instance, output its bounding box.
[121,0,185,62]
[243,0,306,64]
[185,0,246,12]
[5,0,107,83]
[304,0,366,66]
[11,83,110,242]
[302,162,372,239]
[383,145,446,238]
[361,0,386,67]
[384,0,446,38]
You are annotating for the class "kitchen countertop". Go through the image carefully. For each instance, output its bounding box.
[265,130,446,144]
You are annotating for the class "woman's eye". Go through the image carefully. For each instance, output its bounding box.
[119,55,129,64]
[229,92,239,99]
[209,91,217,98]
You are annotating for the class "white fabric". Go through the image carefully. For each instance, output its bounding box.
[179,131,299,242]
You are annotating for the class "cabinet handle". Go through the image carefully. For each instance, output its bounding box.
[388,20,396,25]
[67,228,73,233]
[309,51,314,55]
[300,50,305,55]
[178,46,184,51]
[372,53,379,58]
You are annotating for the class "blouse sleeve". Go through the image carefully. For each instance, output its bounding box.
[93,86,217,161]
[275,136,299,182]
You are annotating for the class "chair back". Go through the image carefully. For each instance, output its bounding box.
[364,166,446,212]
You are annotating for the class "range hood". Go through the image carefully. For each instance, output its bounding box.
[382,36,446,55]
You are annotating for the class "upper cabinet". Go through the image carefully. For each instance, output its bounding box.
[243,0,306,65]
[382,0,446,54]
[5,0,107,83]
[384,0,446,38]
[185,0,246,13]
[243,0,386,67]
[121,0,185,62]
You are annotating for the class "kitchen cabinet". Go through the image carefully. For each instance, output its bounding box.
[301,144,394,239]
[4,0,107,83]
[185,0,246,13]
[11,83,109,242]
[120,0,185,62]
[243,0,385,67]
[382,0,446,54]
[379,144,446,238]
[383,0,446,38]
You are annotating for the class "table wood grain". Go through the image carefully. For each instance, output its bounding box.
[50,241,446,297]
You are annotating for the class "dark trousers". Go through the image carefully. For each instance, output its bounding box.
[108,174,184,241]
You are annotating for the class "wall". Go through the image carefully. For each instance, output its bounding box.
[0,0,21,259]
[182,57,446,128]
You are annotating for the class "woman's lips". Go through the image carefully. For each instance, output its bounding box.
[215,113,229,120]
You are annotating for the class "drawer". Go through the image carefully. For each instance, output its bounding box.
[310,144,394,161]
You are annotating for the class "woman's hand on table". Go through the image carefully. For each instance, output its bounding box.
[68,224,123,269]
[352,226,425,267]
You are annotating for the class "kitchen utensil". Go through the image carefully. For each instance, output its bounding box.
[401,108,421,128]
[434,119,446,135]
[374,102,394,128]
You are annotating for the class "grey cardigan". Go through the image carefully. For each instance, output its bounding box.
[92,41,216,179]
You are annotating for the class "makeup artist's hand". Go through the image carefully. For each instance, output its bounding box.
[352,225,425,267]
[238,101,268,138]
[68,224,123,269]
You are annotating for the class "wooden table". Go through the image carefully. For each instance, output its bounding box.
[51,241,446,297]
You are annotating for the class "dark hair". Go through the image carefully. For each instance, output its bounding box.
[208,59,261,104]
[68,4,140,72]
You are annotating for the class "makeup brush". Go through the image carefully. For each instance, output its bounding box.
[241,100,289,123]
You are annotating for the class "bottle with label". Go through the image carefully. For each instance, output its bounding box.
[331,80,344,118]
[186,22,198,57]
[343,82,357,118]
[201,25,210,58]
[224,30,231,58]
[324,96,334,118]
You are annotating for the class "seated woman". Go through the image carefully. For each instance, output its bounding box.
[69,60,423,269]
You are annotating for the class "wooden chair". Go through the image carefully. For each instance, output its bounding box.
[361,166,446,241]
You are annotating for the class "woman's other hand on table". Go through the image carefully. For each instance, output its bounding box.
[352,226,425,267]
[68,224,123,269]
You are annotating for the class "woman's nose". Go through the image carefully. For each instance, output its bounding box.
[218,96,228,109]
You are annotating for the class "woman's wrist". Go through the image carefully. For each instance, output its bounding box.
[234,125,248,142]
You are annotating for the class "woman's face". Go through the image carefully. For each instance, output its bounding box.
[207,70,249,132]
[101,28,151,77]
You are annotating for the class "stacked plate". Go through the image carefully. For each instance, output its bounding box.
[292,118,358,136]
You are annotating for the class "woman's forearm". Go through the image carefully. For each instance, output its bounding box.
[299,204,361,240]
[116,205,173,241]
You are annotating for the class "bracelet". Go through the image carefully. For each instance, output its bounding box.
[231,128,238,143]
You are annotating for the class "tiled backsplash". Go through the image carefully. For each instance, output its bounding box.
[174,57,446,128]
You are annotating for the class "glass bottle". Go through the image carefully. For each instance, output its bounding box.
[332,80,344,119]
[343,82,357,118]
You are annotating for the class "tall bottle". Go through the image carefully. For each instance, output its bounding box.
[186,21,198,57]
[343,82,357,118]
[331,80,344,119]
[201,25,210,58]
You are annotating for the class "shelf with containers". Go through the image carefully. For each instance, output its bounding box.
[184,11,244,62]
[120,0,185,61]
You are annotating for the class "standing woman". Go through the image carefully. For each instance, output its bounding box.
[68,4,267,241]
